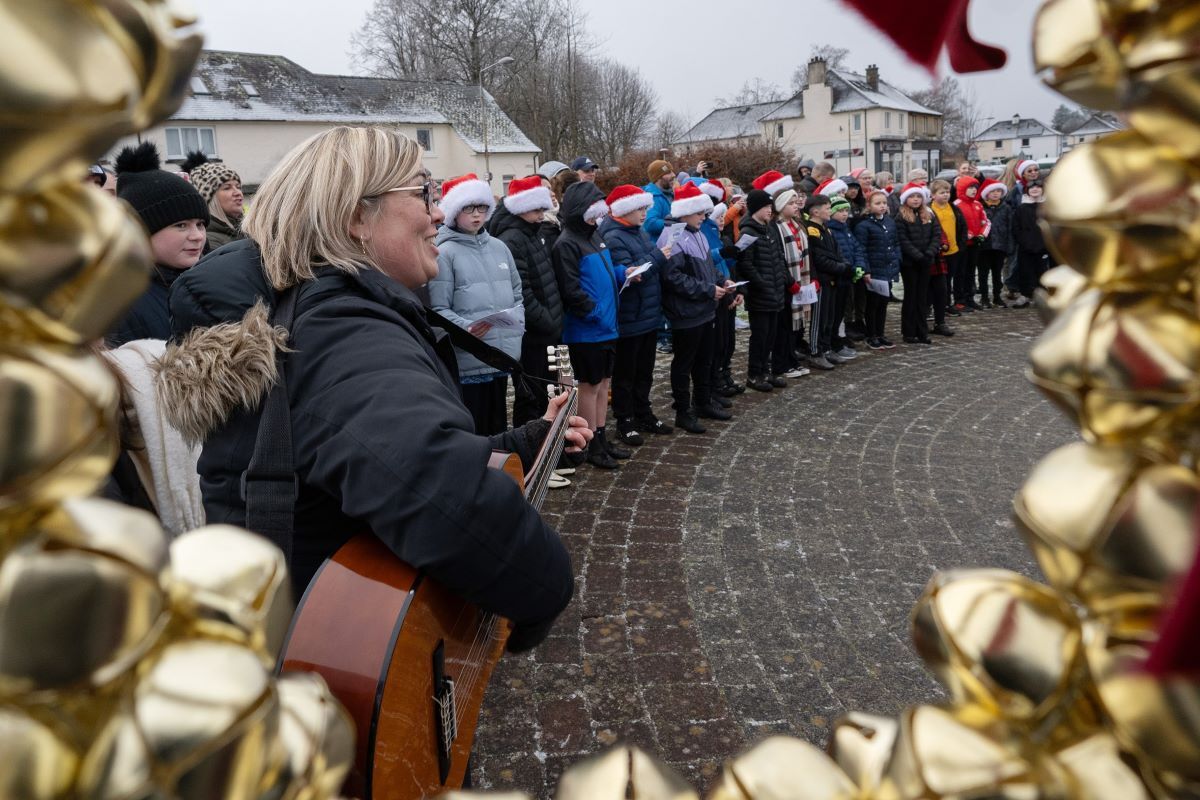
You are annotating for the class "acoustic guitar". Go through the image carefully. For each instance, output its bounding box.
[279,346,577,799]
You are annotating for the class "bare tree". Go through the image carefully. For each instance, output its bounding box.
[649,111,690,150]
[349,0,432,77]
[583,59,657,166]
[791,44,850,90]
[716,78,785,108]
[909,76,987,160]
[1052,103,1090,133]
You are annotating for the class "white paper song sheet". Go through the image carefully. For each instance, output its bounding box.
[729,280,749,288]
[620,262,652,292]
[662,222,686,247]
[797,283,818,305]
[867,278,890,297]
[734,234,758,250]
[474,306,525,332]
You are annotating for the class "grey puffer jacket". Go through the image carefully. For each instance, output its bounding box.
[429,225,524,378]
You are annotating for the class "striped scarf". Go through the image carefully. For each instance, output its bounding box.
[777,220,811,326]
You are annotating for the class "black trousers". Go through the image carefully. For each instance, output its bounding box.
[512,335,556,427]
[670,321,714,412]
[955,246,979,303]
[977,250,1006,303]
[929,272,948,326]
[811,282,837,355]
[831,281,849,350]
[944,251,963,305]
[747,308,777,378]
[1018,251,1050,298]
[865,289,888,338]
[461,376,508,435]
[900,261,930,339]
[612,329,658,422]
[710,301,734,388]
[771,305,795,375]
[850,280,867,327]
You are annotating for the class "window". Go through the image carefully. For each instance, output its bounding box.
[994,139,1003,147]
[1021,137,1031,146]
[241,82,260,97]
[502,174,514,193]
[189,76,209,95]
[776,123,784,139]
[415,128,433,151]
[898,113,905,131]
[165,126,217,159]
[853,113,861,131]
[885,111,891,129]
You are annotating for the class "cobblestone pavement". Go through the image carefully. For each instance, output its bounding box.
[472,306,1077,796]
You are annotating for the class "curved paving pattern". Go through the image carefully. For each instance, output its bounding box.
[471,309,1076,796]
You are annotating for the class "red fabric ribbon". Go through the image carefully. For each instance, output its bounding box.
[839,0,1007,74]
[1147,523,1200,675]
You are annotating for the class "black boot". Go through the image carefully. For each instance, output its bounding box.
[598,427,632,459]
[587,434,620,469]
[696,403,732,421]
[674,410,707,434]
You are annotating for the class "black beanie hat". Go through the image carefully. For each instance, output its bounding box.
[746,189,773,217]
[115,142,209,235]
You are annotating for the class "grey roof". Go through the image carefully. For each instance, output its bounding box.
[760,95,804,121]
[176,51,538,154]
[677,100,783,144]
[977,117,1061,139]
[825,70,941,115]
[1069,113,1123,136]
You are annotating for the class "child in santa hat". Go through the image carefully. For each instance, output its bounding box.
[953,174,989,310]
[978,178,1013,308]
[895,182,943,343]
[1011,178,1052,307]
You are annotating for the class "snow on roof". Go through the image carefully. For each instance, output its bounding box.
[1069,113,1124,136]
[173,51,539,154]
[826,70,941,116]
[678,100,783,144]
[760,95,804,121]
[977,117,1061,139]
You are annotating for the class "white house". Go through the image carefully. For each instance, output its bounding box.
[1062,113,1124,152]
[677,59,943,178]
[974,115,1062,163]
[107,50,541,194]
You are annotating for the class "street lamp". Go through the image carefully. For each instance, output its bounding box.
[479,56,514,192]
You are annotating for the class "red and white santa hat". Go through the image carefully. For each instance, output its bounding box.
[606,184,653,219]
[438,173,495,222]
[816,177,849,197]
[671,182,714,218]
[583,198,610,224]
[700,180,726,203]
[978,178,1008,199]
[710,201,728,226]
[1017,159,1039,181]
[899,182,928,204]
[503,175,553,215]
[752,170,793,196]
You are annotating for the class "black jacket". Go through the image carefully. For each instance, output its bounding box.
[163,240,573,645]
[660,226,718,330]
[983,200,1014,254]
[1013,200,1047,254]
[806,219,850,283]
[896,212,943,267]
[107,264,186,347]
[493,208,564,341]
[734,218,789,312]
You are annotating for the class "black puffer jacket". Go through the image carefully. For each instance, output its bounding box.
[895,212,943,266]
[806,219,850,283]
[161,240,573,647]
[734,217,788,312]
[107,264,186,347]
[983,200,1014,254]
[493,207,563,340]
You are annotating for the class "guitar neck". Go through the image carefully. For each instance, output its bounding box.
[524,387,578,511]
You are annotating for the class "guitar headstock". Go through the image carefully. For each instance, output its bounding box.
[545,344,575,396]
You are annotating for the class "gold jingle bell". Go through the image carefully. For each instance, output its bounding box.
[0,499,168,696]
[827,712,898,794]
[1034,0,1126,109]
[0,345,118,518]
[1052,733,1159,800]
[1035,265,1092,326]
[554,744,697,800]
[169,525,293,665]
[0,183,153,346]
[270,673,355,800]
[1015,442,1199,627]
[910,569,1088,731]
[1040,129,1200,289]
[708,736,858,800]
[0,706,78,799]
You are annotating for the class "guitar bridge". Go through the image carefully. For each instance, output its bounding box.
[432,640,458,783]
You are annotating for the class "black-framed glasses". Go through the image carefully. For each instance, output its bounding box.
[379,180,434,212]
[461,203,490,215]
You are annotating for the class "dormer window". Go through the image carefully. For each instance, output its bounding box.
[190,76,209,95]
[241,82,260,97]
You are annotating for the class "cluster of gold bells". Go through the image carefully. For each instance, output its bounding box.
[0,2,352,798]
[2,0,1198,798]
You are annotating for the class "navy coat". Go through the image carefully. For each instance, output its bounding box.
[599,217,666,338]
[854,214,902,281]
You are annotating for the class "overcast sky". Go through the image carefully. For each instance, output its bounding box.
[197,0,1067,128]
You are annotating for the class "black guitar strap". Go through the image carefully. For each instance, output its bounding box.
[242,290,530,563]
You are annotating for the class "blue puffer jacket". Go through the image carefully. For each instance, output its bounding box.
[700,217,730,279]
[553,182,623,344]
[854,214,901,281]
[642,182,673,239]
[599,216,665,338]
[827,217,866,272]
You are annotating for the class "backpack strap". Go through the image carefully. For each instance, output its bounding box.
[241,286,299,563]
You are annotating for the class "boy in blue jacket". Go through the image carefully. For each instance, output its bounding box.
[854,190,901,349]
[826,196,866,360]
[698,180,743,398]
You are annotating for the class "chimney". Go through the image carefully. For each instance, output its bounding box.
[807,57,827,88]
[866,64,879,92]
[1012,113,1021,128]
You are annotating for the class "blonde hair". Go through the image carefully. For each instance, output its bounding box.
[243,126,423,290]
[1001,158,1019,192]
[930,179,952,195]
[899,189,932,223]
[208,193,239,231]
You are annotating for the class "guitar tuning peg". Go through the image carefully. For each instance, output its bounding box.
[548,363,559,372]
[546,345,556,355]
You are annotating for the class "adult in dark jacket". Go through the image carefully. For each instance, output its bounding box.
[493,176,564,426]
[553,180,630,469]
[1012,179,1052,304]
[735,190,790,391]
[656,182,731,433]
[106,141,209,347]
[895,183,944,342]
[182,151,245,254]
[157,126,586,652]
[600,185,672,443]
